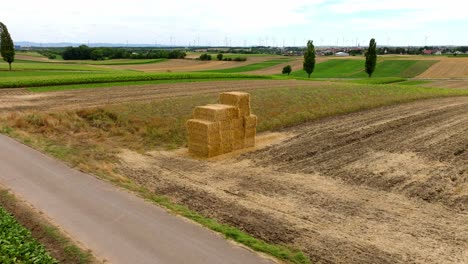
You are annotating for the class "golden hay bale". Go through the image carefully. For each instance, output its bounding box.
[219,92,251,117]
[245,128,256,139]
[233,129,245,139]
[244,137,255,148]
[193,104,239,122]
[232,139,245,150]
[186,119,219,134]
[221,142,233,153]
[218,120,232,131]
[187,119,222,157]
[243,115,257,129]
[188,142,221,157]
[231,118,244,130]
[188,133,221,144]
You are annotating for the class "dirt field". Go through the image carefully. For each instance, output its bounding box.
[117,97,468,264]
[417,57,468,78]
[0,80,327,112]
[424,79,468,89]
[104,56,278,72]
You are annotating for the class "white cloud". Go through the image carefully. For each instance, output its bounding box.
[0,0,466,45]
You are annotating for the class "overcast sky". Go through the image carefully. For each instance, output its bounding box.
[2,0,467,46]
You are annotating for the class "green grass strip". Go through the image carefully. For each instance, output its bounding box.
[289,59,437,78]
[29,77,269,92]
[205,59,292,73]
[0,72,272,88]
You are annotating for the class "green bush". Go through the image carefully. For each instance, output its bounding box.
[282,65,292,75]
[232,57,247,61]
[199,53,212,61]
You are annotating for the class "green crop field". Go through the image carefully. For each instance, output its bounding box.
[0,71,272,89]
[290,59,437,78]
[205,59,291,73]
[0,61,115,72]
[28,77,270,92]
[0,207,57,263]
[58,58,168,65]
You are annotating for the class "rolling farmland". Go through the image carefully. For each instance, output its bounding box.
[0,53,467,263]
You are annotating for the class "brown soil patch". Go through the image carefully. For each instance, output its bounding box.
[117,97,468,264]
[417,57,468,78]
[105,56,277,72]
[424,79,468,90]
[0,80,327,112]
[15,54,51,62]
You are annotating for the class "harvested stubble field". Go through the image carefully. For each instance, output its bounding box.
[117,97,468,264]
[104,56,279,72]
[1,78,467,263]
[423,79,468,90]
[416,57,468,78]
[0,80,313,112]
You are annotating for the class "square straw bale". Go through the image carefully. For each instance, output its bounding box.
[186,119,219,134]
[243,115,257,129]
[218,120,232,131]
[231,118,244,130]
[193,104,238,122]
[232,139,245,150]
[219,92,251,117]
[244,137,255,148]
[188,142,221,157]
[244,128,256,139]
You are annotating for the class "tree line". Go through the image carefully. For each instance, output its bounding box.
[61,45,187,60]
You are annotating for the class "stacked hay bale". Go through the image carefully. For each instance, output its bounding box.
[187,92,257,157]
[219,92,257,148]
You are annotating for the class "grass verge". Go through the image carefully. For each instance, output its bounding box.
[0,187,96,263]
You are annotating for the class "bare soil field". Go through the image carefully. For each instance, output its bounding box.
[424,79,468,90]
[15,54,51,62]
[117,97,468,264]
[417,57,468,78]
[0,80,326,113]
[105,56,278,72]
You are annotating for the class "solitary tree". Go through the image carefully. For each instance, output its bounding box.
[282,65,292,75]
[303,40,316,78]
[365,38,377,77]
[216,53,223,61]
[0,22,15,71]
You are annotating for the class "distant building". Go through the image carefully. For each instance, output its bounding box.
[335,52,349,57]
[422,49,433,55]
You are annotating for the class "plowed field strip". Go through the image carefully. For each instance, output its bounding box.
[0,80,322,112]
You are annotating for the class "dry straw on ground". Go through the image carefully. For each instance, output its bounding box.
[187,92,257,157]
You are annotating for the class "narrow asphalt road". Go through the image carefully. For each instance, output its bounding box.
[0,135,274,264]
